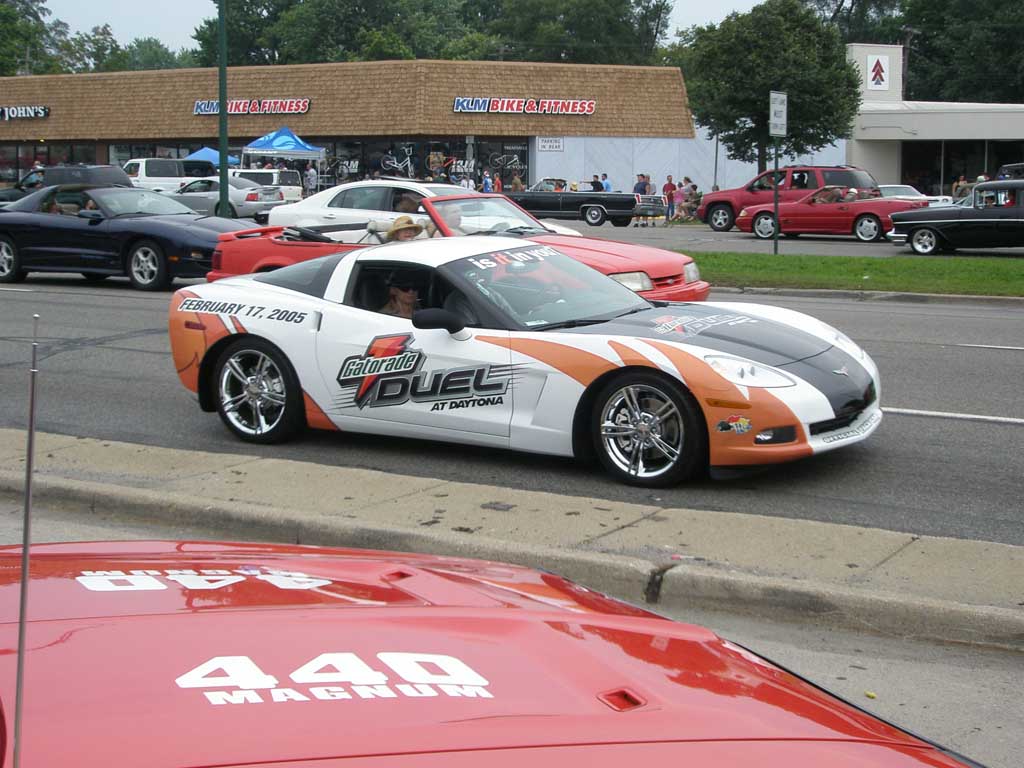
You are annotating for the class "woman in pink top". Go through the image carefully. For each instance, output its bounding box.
[670,183,687,221]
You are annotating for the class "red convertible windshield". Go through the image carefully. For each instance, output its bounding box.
[430,197,550,237]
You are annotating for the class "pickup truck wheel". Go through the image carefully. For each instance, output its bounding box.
[707,205,734,232]
[583,206,606,226]
[611,217,632,227]
[752,212,777,239]
[0,236,26,283]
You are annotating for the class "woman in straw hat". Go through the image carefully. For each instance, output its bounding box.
[386,215,424,242]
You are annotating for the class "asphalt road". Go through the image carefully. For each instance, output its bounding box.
[557,218,1024,258]
[2,493,1019,768]
[1,277,1022,545]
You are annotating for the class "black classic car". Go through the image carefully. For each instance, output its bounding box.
[0,185,251,290]
[504,178,665,227]
[887,179,1024,255]
[0,164,133,204]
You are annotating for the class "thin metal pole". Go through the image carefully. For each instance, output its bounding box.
[713,133,719,189]
[217,0,230,216]
[13,313,40,768]
[772,139,780,256]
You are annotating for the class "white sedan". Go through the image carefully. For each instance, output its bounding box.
[878,184,953,207]
[268,179,581,238]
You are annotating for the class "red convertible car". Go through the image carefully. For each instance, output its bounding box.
[0,539,982,767]
[735,186,929,242]
[209,193,710,303]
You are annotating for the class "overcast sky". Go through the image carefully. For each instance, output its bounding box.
[45,0,765,52]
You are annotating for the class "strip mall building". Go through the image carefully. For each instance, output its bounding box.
[0,59,704,191]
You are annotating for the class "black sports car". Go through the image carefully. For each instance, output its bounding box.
[887,179,1024,255]
[0,185,251,290]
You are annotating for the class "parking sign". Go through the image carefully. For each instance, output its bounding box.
[769,91,787,137]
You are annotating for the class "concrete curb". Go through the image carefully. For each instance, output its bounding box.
[712,286,1024,307]
[4,472,1021,651]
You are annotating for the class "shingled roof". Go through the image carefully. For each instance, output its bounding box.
[0,59,694,141]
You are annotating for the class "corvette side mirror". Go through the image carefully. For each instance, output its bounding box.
[77,209,104,221]
[412,308,466,335]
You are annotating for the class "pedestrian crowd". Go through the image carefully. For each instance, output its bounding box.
[629,173,701,227]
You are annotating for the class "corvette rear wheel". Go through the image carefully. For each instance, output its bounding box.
[752,212,777,239]
[0,235,26,283]
[854,214,883,242]
[214,338,304,444]
[592,372,706,487]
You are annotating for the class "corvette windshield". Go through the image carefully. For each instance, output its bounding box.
[431,197,549,236]
[91,188,196,216]
[440,245,649,330]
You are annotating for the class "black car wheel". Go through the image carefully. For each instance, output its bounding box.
[611,217,632,227]
[214,337,305,444]
[583,206,606,226]
[854,214,883,242]
[215,203,237,218]
[752,212,777,239]
[0,235,26,284]
[127,239,171,291]
[591,371,707,487]
[910,227,940,256]
[707,204,734,232]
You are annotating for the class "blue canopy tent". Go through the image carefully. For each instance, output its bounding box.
[242,127,325,163]
[184,146,240,166]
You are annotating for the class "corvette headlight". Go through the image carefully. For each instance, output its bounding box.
[705,355,796,388]
[683,262,700,283]
[611,271,654,291]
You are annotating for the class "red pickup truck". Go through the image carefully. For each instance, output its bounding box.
[697,165,880,231]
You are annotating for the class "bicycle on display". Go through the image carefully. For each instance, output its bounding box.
[380,146,417,178]
[488,153,525,172]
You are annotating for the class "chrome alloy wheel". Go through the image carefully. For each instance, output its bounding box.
[911,228,937,255]
[130,246,160,285]
[709,207,731,229]
[599,383,685,479]
[855,216,880,241]
[218,350,288,437]
[753,213,777,239]
[0,240,13,277]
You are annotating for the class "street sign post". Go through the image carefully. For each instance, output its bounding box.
[769,91,787,256]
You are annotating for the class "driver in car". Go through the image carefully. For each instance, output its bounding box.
[379,271,420,319]
[439,206,469,235]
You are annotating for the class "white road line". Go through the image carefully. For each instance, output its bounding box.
[883,407,1024,426]
[0,287,33,292]
[956,344,1024,352]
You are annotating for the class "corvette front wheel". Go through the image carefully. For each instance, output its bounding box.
[214,337,305,444]
[591,372,707,487]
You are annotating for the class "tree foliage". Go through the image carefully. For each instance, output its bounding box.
[670,0,861,172]
[800,0,903,43]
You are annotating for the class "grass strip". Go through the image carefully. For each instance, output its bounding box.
[687,252,1024,297]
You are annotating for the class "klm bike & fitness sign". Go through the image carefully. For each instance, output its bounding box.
[453,97,596,115]
[193,98,311,116]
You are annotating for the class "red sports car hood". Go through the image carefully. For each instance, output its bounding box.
[528,233,692,279]
[0,542,954,768]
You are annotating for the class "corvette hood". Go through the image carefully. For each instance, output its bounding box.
[528,234,693,278]
[0,542,932,768]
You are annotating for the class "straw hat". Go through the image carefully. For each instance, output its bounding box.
[387,215,423,239]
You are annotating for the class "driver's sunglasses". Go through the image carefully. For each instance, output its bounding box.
[394,284,417,292]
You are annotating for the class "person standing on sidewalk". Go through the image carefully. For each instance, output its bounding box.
[632,173,647,227]
[304,163,318,198]
[662,174,676,225]
[601,173,612,192]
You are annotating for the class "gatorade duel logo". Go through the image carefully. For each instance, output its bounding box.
[336,334,511,411]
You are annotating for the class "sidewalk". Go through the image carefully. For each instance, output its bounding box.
[1,428,1020,650]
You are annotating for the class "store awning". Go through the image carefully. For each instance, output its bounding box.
[184,146,240,165]
[242,127,325,159]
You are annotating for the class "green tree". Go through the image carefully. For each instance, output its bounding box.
[122,37,182,71]
[0,0,71,74]
[801,0,904,43]
[671,0,861,171]
[900,0,1024,103]
[192,0,295,65]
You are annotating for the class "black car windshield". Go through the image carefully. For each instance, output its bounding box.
[440,245,649,330]
[431,197,548,237]
[91,188,196,216]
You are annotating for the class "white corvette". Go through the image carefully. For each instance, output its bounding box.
[170,237,881,486]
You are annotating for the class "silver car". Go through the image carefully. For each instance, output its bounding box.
[171,176,285,218]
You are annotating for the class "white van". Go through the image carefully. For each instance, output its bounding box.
[123,158,217,192]
[230,168,303,202]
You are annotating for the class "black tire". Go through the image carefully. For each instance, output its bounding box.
[126,239,171,291]
[583,206,606,226]
[752,212,777,239]
[591,371,707,487]
[213,337,305,444]
[909,227,940,256]
[611,217,632,227]
[215,203,238,218]
[81,273,109,282]
[0,235,26,284]
[853,214,883,242]
[707,204,734,232]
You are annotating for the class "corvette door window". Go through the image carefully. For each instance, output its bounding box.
[349,264,435,316]
[254,253,347,298]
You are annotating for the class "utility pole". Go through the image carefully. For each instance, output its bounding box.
[217,0,230,216]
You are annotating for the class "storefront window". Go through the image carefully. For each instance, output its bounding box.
[131,144,155,160]
[72,144,96,164]
[330,140,363,182]
[0,145,16,182]
[476,139,528,187]
[109,145,132,166]
[48,143,72,165]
